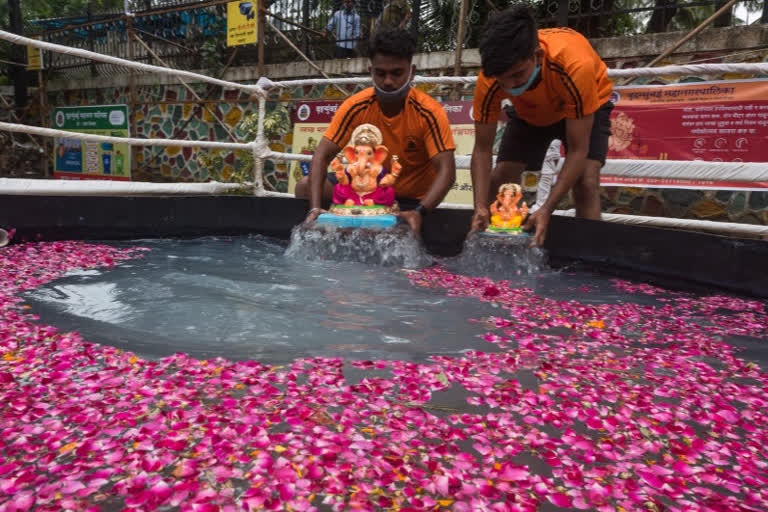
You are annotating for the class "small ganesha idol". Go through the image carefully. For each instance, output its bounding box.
[487,183,529,234]
[328,123,401,217]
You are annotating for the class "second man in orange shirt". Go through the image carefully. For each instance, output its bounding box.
[470,6,614,246]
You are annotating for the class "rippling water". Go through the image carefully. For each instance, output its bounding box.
[22,235,500,363]
[22,234,765,369]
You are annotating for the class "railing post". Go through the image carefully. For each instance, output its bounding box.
[557,0,569,27]
[127,15,138,180]
[258,0,265,77]
[252,94,267,195]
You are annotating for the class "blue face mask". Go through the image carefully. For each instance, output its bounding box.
[374,68,413,103]
[505,65,540,97]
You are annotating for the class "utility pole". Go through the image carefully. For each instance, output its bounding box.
[8,0,27,120]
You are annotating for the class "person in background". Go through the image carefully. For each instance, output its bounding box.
[295,26,456,236]
[376,0,412,30]
[324,0,362,59]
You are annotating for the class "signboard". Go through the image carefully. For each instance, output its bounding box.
[606,79,768,189]
[27,40,43,71]
[53,105,131,181]
[227,1,258,47]
[287,99,484,206]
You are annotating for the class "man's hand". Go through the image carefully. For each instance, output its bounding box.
[470,207,490,233]
[522,207,551,247]
[303,208,326,225]
[398,210,422,237]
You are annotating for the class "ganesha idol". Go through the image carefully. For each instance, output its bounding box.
[316,124,401,229]
[486,183,530,235]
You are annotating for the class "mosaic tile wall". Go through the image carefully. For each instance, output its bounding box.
[46,47,768,223]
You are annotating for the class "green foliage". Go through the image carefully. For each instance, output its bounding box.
[261,106,292,141]
[199,36,228,78]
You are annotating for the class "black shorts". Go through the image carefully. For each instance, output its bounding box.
[497,101,614,170]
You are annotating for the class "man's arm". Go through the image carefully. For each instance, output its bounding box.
[420,150,456,211]
[469,122,497,231]
[308,136,342,212]
[325,12,336,36]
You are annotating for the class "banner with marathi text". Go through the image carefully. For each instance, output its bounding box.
[287,79,768,199]
[607,79,768,189]
[53,105,131,181]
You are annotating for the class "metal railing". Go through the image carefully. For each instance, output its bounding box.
[11,0,767,78]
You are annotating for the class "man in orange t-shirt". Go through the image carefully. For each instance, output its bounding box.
[296,26,456,235]
[469,6,613,246]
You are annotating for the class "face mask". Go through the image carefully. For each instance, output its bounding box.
[374,68,413,102]
[505,65,540,97]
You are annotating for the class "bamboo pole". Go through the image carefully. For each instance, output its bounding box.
[453,0,469,77]
[452,0,470,100]
[133,34,239,143]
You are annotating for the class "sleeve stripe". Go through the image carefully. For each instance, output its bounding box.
[547,62,584,119]
[408,98,447,153]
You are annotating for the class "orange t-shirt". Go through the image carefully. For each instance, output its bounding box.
[323,87,455,200]
[473,28,612,127]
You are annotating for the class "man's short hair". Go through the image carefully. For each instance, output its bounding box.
[368,26,416,61]
[479,5,539,77]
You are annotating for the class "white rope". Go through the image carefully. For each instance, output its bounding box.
[0,30,265,97]
[0,121,251,151]
[607,62,768,78]
[258,76,479,89]
[556,209,768,238]
[0,178,250,195]
[4,120,767,189]
[1,176,764,237]
[600,159,768,190]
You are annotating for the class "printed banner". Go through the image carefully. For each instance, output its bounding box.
[287,100,480,205]
[227,1,258,47]
[607,79,768,189]
[53,105,131,181]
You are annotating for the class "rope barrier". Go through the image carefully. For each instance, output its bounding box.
[4,29,768,96]
[0,121,253,151]
[4,121,768,188]
[0,30,266,97]
[2,30,768,237]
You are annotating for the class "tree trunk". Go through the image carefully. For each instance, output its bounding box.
[410,0,420,40]
[645,0,678,33]
[712,0,732,27]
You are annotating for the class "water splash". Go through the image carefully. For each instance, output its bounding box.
[444,232,547,279]
[284,223,433,269]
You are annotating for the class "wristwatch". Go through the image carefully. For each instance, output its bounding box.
[415,204,429,217]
